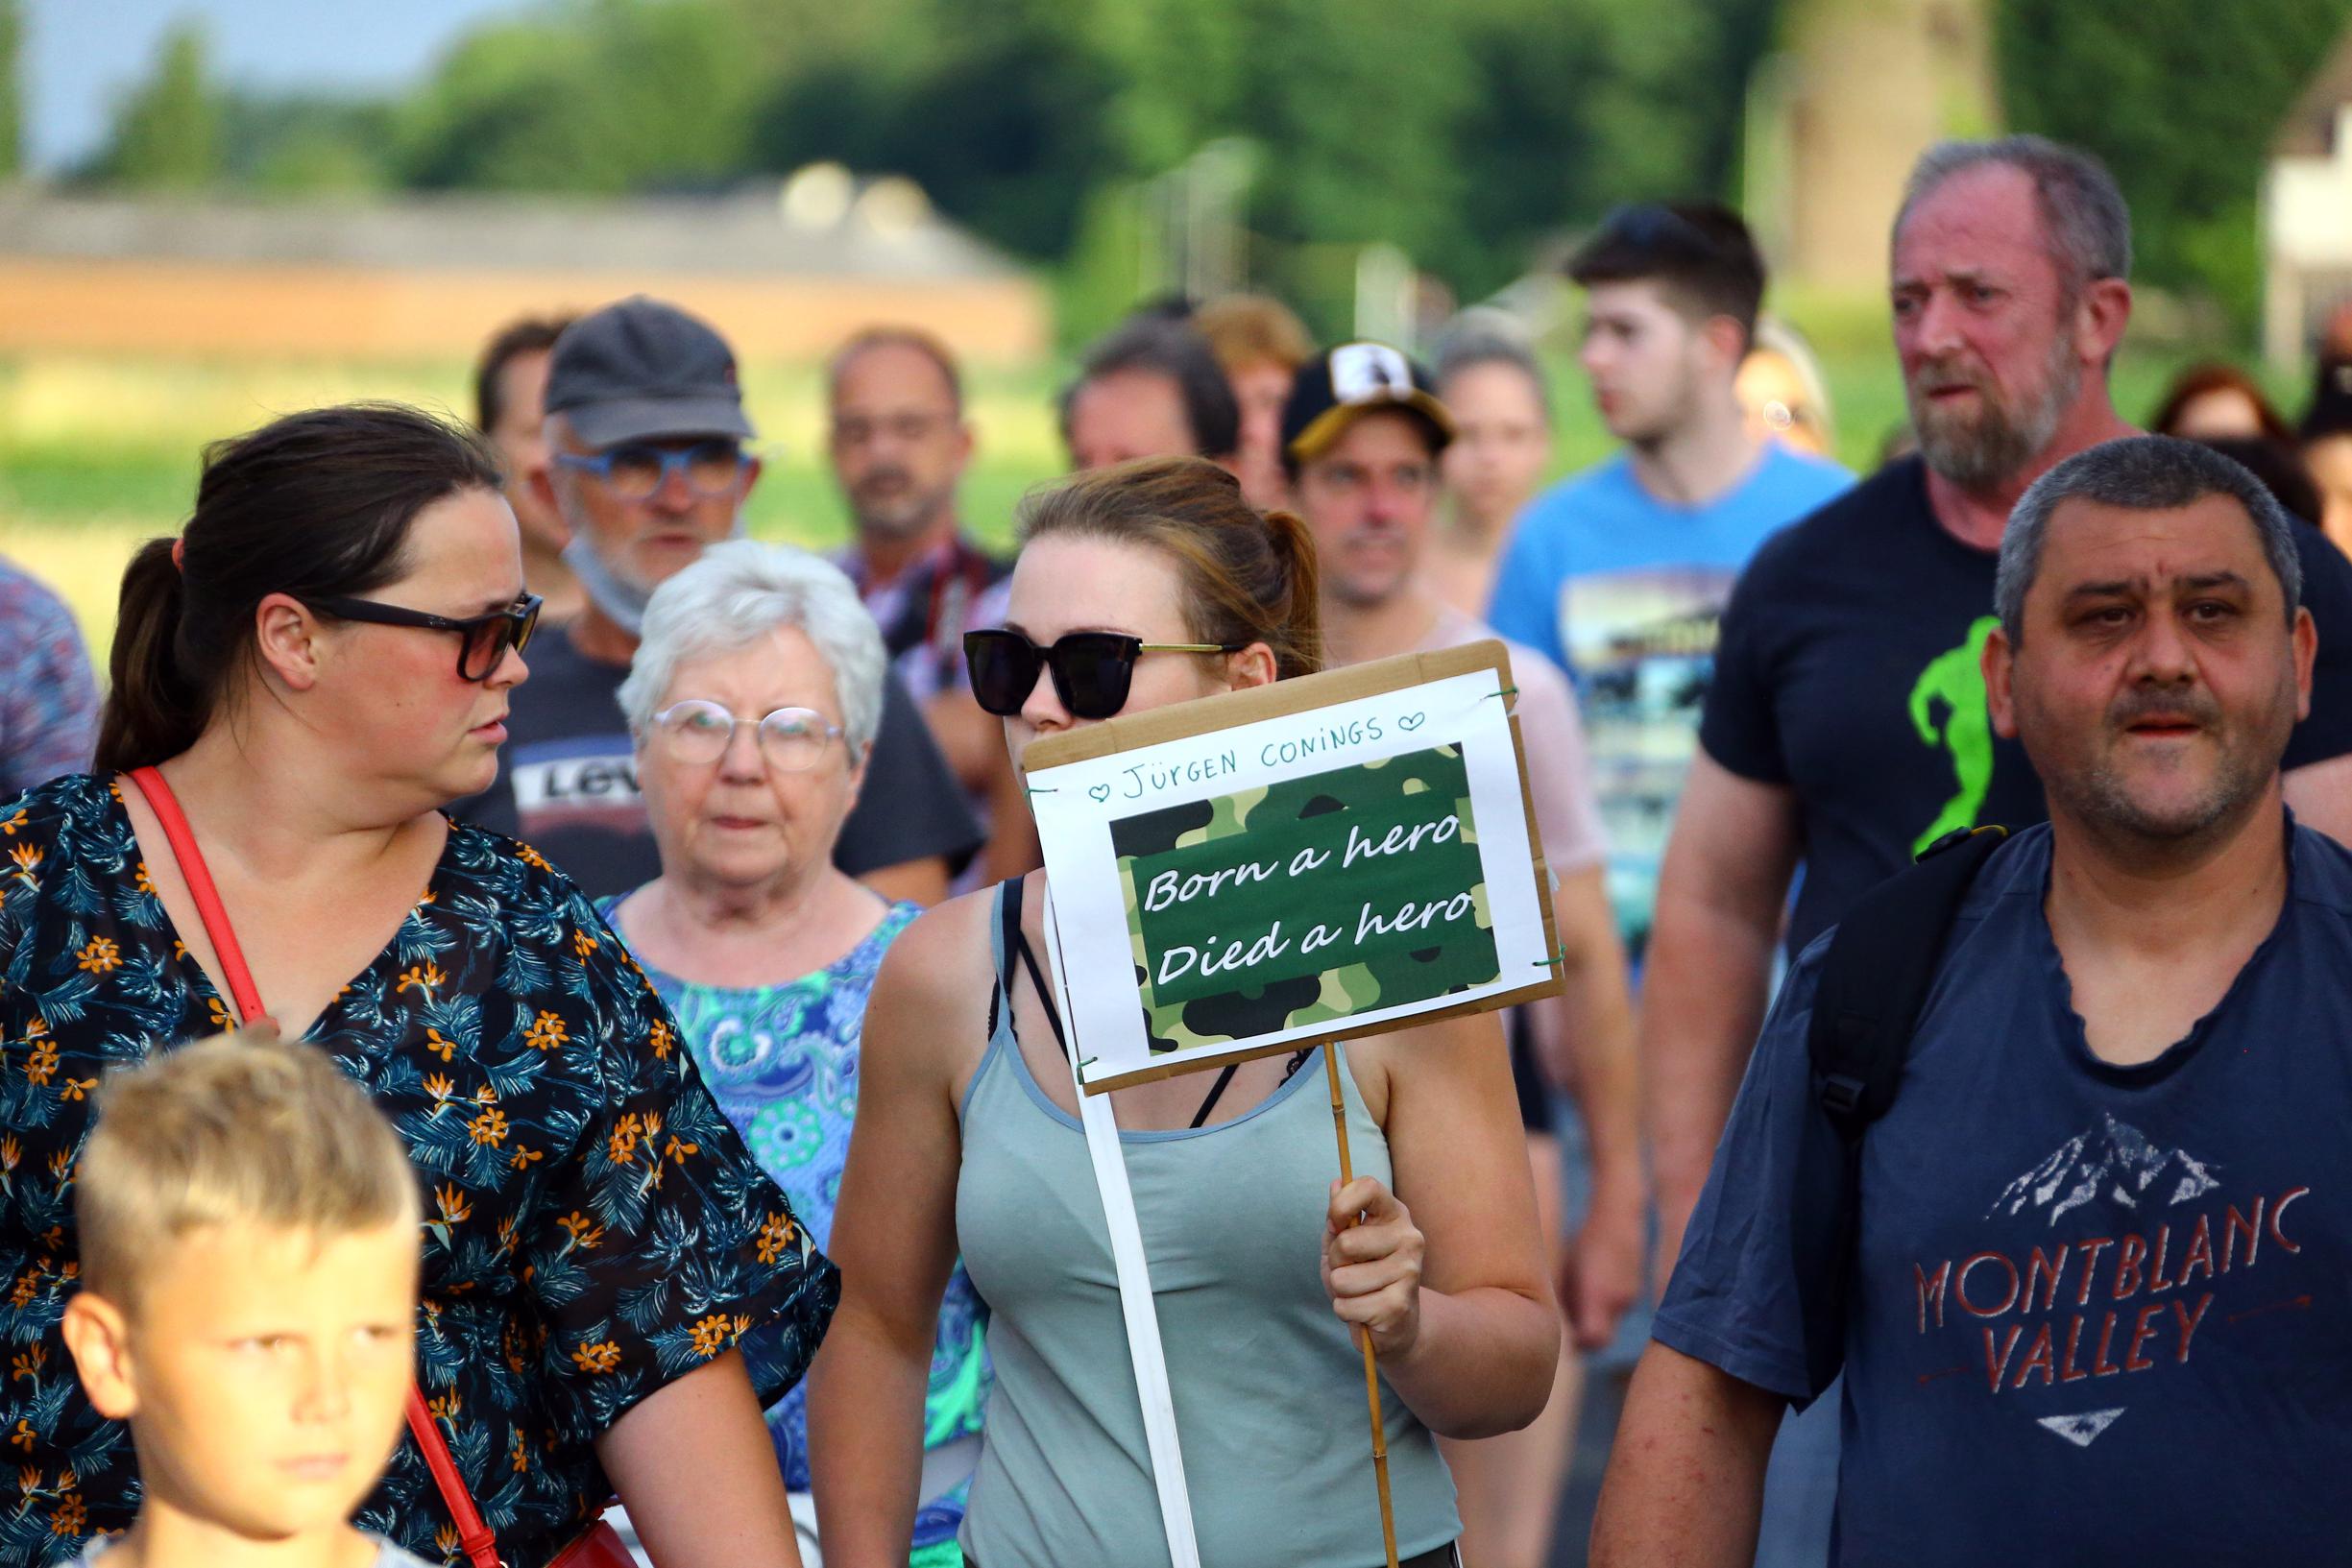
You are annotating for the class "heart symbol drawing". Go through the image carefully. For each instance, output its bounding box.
[1089,783,1112,802]
[1397,712,1426,732]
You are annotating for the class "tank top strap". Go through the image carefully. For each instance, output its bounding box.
[987,876,1021,1040]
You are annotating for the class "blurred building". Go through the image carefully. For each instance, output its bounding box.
[2265,30,2352,365]
[1744,0,2000,291]
[0,172,1048,360]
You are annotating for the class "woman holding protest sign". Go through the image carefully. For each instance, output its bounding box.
[808,456,1558,1568]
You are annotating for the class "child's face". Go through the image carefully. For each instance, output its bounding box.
[67,1219,419,1542]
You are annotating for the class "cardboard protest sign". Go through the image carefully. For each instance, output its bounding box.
[1024,641,1559,1092]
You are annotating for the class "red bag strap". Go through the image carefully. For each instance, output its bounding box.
[123,765,503,1568]
[407,1386,504,1568]
[126,765,266,1025]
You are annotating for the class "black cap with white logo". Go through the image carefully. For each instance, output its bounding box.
[1280,341,1457,467]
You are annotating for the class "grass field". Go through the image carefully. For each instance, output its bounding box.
[2,321,2243,662]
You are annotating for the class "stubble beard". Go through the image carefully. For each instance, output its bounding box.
[2035,682,2294,852]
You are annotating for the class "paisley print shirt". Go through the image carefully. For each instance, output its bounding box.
[601,895,990,1568]
[0,775,838,1568]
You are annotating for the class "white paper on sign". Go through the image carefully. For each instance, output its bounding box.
[1041,889,1203,1568]
[1027,663,1549,1092]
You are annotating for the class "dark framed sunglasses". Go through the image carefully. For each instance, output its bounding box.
[301,592,544,682]
[963,629,1245,720]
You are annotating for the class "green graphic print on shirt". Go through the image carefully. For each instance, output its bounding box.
[1907,615,2001,856]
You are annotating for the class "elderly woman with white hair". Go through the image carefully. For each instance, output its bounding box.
[597,540,987,1568]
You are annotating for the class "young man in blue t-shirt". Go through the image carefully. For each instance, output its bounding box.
[1486,203,1848,965]
[1594,436,2352,1565]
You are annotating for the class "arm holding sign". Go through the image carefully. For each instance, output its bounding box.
[807,901,982,1568]
[1332,1013,1561,1439]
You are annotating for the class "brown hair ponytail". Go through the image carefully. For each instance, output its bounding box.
[93,403,504,774]
[1016,456,1321,679]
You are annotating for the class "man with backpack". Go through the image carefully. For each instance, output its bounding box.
[1591,436,2352,1564]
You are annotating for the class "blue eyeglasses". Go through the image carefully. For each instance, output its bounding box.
[552,442,751,500]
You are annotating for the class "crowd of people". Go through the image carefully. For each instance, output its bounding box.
[2,130,2350,1568]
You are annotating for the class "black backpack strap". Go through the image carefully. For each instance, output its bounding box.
[1807,826,2009,1142]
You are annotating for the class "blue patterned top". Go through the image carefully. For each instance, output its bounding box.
[0,559,100,802]
[600,893,989,1567]
[0,775,838,1568]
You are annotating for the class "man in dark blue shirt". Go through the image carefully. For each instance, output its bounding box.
[1594,435,2352,1565]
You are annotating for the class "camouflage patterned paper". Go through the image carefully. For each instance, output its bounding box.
[1024,647,1559,1092]
[1113,744,1500,1053]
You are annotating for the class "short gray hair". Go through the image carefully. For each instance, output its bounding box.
[1996,436,2303,644]
[618,540,887,752]
[1434,322,1552,423]
[1897,135,2132,299]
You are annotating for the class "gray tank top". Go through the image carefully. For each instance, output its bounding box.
[954,882,1458,1566]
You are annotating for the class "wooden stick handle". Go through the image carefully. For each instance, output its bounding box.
[1325,1043,1401,1568]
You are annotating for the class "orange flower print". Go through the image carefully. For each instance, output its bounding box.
[0,808,27,835]
[423,1073,456,1104]
[649,1020,675,1061]
[689,1314,735,1360]
[6,1271,31,1310]
[49,1492,84,1536]
[423,1028,458,1063]
[663,1134,698,1168]
[3,1134,20,1172]
[524,1011,570,1051]
[571,929,598,960]
[437,1526,462,1557]
[516,843,552,873]
[58,1078,96,1103]
[133,861,155,895]
[12,1345,44,1383]
[397,961,446,997]
[206,995,232,1031]
[434,1185,472,1226]
[15,1464,36,1497]
[7,1420,29,1453]
[508,1146,543,1171]
[24,1042,58,1087]
[19,1018,44,1043]
[44,1151,68,1184]
[557,1212,604,1251]
[8,843,41,885]
[756,1212,796,1265]
[607,1113,643,1167]
[427,1389,461,1423]
[511,1429,530,1473]
[570,1339,621,1375]
[468,1107,509,1147]
[74,937,120,976]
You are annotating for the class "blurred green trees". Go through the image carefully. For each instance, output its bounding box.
[1998,0,2352,333]
[72,0,2352,340]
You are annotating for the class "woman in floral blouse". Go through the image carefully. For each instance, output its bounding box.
[0,404,836,1568]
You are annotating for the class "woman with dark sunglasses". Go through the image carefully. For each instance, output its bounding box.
[811,457,1557,1568]
[0,404,833,1568]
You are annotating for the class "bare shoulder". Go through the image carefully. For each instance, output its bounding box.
[866,883,1002,1079]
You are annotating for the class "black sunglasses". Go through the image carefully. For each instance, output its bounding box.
[963,629,1245,720]
[301,592,544,682]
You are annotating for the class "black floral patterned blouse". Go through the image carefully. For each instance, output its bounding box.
[0,775,838,1567]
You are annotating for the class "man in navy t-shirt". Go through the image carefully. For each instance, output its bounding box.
[1593,435,2352,1565]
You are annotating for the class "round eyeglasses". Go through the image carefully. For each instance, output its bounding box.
[648,701,846,771]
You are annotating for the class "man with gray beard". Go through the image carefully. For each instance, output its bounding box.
[1597,436,2352,1565]
[1632,137,2352,1560]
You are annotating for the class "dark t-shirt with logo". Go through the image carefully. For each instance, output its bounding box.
[1702,456,2352,955]
[455,627,982,900]
[1657,822,2352,1564]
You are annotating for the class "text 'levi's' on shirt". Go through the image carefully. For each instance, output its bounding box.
[1657,820,2352,1566]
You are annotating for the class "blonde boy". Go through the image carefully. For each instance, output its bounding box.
[58,1032,430,1568]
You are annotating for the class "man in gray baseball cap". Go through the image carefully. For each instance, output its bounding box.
[456,295,982,905]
